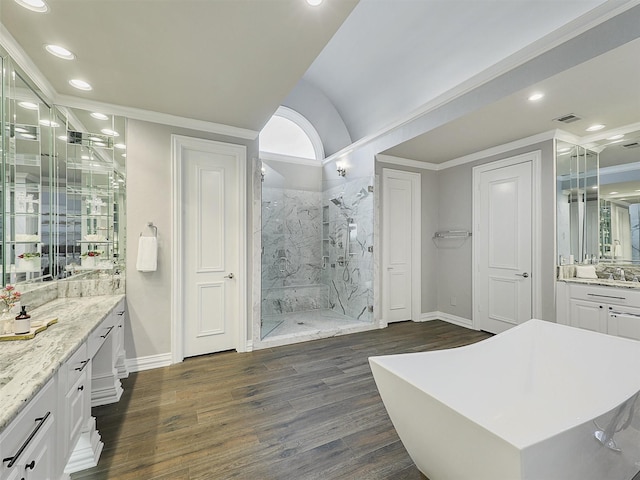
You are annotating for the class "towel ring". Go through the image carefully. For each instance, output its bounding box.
[141,222,158,237]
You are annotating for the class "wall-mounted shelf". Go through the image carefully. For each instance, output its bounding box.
[433,230,472,239]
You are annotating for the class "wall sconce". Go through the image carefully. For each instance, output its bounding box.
[336,163,347,177]
[261,167,265,182]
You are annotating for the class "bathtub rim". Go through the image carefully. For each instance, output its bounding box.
[369,319,640,450]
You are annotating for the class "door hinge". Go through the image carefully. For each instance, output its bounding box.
[368,185,374,193]
[368,246,373,253]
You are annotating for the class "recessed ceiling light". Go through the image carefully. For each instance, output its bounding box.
[607,134,624,140]
[528,93,544,102]
[39,119,60,127]
[18,101,39,110]
[44,44,75,60]
[90,112,109,120]
[101,128,119,137]
[114,143,126,150]
[69,79,92,91]
[586,124,605,132]
[14,0,48,13]
[306,0,322,5]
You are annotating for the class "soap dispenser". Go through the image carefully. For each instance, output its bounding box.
[14,306,31,335]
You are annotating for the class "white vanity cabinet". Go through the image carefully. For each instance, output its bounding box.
[90,299,126,407]
[1,378,57,480]
[557,282,640,340]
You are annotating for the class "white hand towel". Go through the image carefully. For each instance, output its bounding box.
[136,236,158,272]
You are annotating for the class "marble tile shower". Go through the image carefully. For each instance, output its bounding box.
[260,176,374,340]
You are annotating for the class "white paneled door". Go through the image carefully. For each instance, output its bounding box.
[382,169,421,323]
[475,158,533,334]
[175,137,245,358]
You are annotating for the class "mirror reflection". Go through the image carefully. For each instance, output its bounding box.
[557,129,640,266]
[598,131,640,263]
[1,57,126,285]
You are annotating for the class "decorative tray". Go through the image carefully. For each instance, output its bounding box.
[0,318,58,341]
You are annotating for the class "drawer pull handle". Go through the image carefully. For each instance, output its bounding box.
[75,359,90,372]
[587,293,626,300]
[100,326,114,339]
[26,460,35,470]
[2,412,50,468]
[610,311,640,318]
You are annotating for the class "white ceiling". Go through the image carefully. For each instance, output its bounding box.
[384,36,640,164]
[0,0,358,132]
[1,0,639,164]
[303,0,609,141]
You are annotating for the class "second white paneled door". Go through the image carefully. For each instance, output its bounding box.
[172,136,246,359]
[382,168,421,324]
[474,153,538,334]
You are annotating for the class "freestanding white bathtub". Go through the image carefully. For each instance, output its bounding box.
[369,319,640,480]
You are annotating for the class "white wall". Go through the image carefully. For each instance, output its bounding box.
[125,119,258,360]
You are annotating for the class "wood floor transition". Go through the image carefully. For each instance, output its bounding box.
[70,320,492,479]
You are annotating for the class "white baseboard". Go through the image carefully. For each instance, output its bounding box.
[125,353,173,373]
[419,311,474,329]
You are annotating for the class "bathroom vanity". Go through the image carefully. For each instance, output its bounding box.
[0,294,126,480]
[556,280,640,341]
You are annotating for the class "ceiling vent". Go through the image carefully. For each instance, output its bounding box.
[554,113,582,124]
[622,142,640,149]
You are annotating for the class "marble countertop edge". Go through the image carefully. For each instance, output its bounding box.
[558,278,640,289]
[0,294,125,431]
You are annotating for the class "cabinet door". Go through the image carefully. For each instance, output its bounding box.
[569,299,607,333]
[64,369,89,463]
[608,306,640,341]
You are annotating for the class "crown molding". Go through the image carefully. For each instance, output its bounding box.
[259,151,321,167]
[0,23,57,102]
[56,94,259,140]
[375,154,438,171]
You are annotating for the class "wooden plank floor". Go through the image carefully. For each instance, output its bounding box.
[71,320,490,480]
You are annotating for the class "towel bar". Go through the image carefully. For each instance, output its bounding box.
[141,222,158,237]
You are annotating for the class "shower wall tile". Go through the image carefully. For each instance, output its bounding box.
[262,284,329,315]
[322,176,374,322]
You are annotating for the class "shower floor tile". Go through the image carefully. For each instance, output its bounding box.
[262,309,371,340]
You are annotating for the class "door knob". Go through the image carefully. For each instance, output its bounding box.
[224,273,234,279]
[515,272,529,278]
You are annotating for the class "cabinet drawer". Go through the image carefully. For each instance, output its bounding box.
[1,377,56,474]
[88,314,117,358]
[568,283,640,305]
[62,343,90,392]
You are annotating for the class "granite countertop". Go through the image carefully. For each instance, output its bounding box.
[559,277,640,289]
[0,294,124,431]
